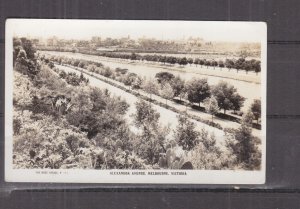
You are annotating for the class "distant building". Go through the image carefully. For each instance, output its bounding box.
[47,36,59,46]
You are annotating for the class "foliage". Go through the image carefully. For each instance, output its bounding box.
[251,99,261,124]
[170,75,185,99]
[203,96,219,122]
[231,93,245,113]
[185,78,210,107]
[15,51,261,170]
[142,78,160,99]
[155,72,175,84]
[225,110,261,170]
[13,37,40,78]
[159,83,174,105]
[211,81,244,114]
[12,52,144,169]
[13,72,33,108]
[132,99,170,164]
[158,144,192,169]
[173,113,199,151]
[123,72,138,87]
[131,75,143,90]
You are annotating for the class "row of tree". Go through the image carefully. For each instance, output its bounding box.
[40,47,261,74]
[94,52,261,74]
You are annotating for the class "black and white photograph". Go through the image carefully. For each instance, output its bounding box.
[5,19,266,184]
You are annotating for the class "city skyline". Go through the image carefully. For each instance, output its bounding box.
[8,19,265,43]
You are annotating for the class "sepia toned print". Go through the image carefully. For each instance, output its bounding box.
[5,19,266,183]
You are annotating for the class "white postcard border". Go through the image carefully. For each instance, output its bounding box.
[5,19,267,184]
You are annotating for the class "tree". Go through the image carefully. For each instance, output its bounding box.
[159,56,167,65]
[20,37,36,60]
[194,58,200,67]
[218,60,225,68]
[235,58,245,73]
[190,129,231,169]
[133,99,160,128]
[199,59,205,68]
[103,67,113,78]
[231,93,245,113]
[130,52,137,60]
[225,59,234,71]
[14,38,40,78]
[87,64,97,72]
[173,114,199,151]
[225,110,261,170]
[78,61,87,69]
[132,100,168,164]
[159,83,174,105]
[211,81,244,114]
[211,60,218,69]
[203,96,219,122]
[170,76,185,101]
[131,76,143,91]
[155,72,175,84]
[178,57,188,66]
[254,60,261,75]
[187,58,193,66]
[204,60,211,68]
[251,99,261,124]
[243,60,251,74]
[185,78,210,107]
[115,68,128,76]
[167,56,177,65]
[123,73,137,89]
[142,79,159,100]
[13,38,22,65]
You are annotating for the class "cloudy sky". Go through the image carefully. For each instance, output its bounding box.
[7,19,266,43]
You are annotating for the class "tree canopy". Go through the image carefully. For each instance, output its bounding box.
[185,78,210,107]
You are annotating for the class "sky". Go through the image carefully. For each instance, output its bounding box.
[7,19,266,43]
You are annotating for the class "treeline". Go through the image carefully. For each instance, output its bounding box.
[45,54,261,126]
[39,47,261,74]
[99,52,261,74]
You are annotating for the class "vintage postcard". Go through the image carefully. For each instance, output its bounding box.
[5,19,266,184]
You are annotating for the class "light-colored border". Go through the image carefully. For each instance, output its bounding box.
[5,19,267,184]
